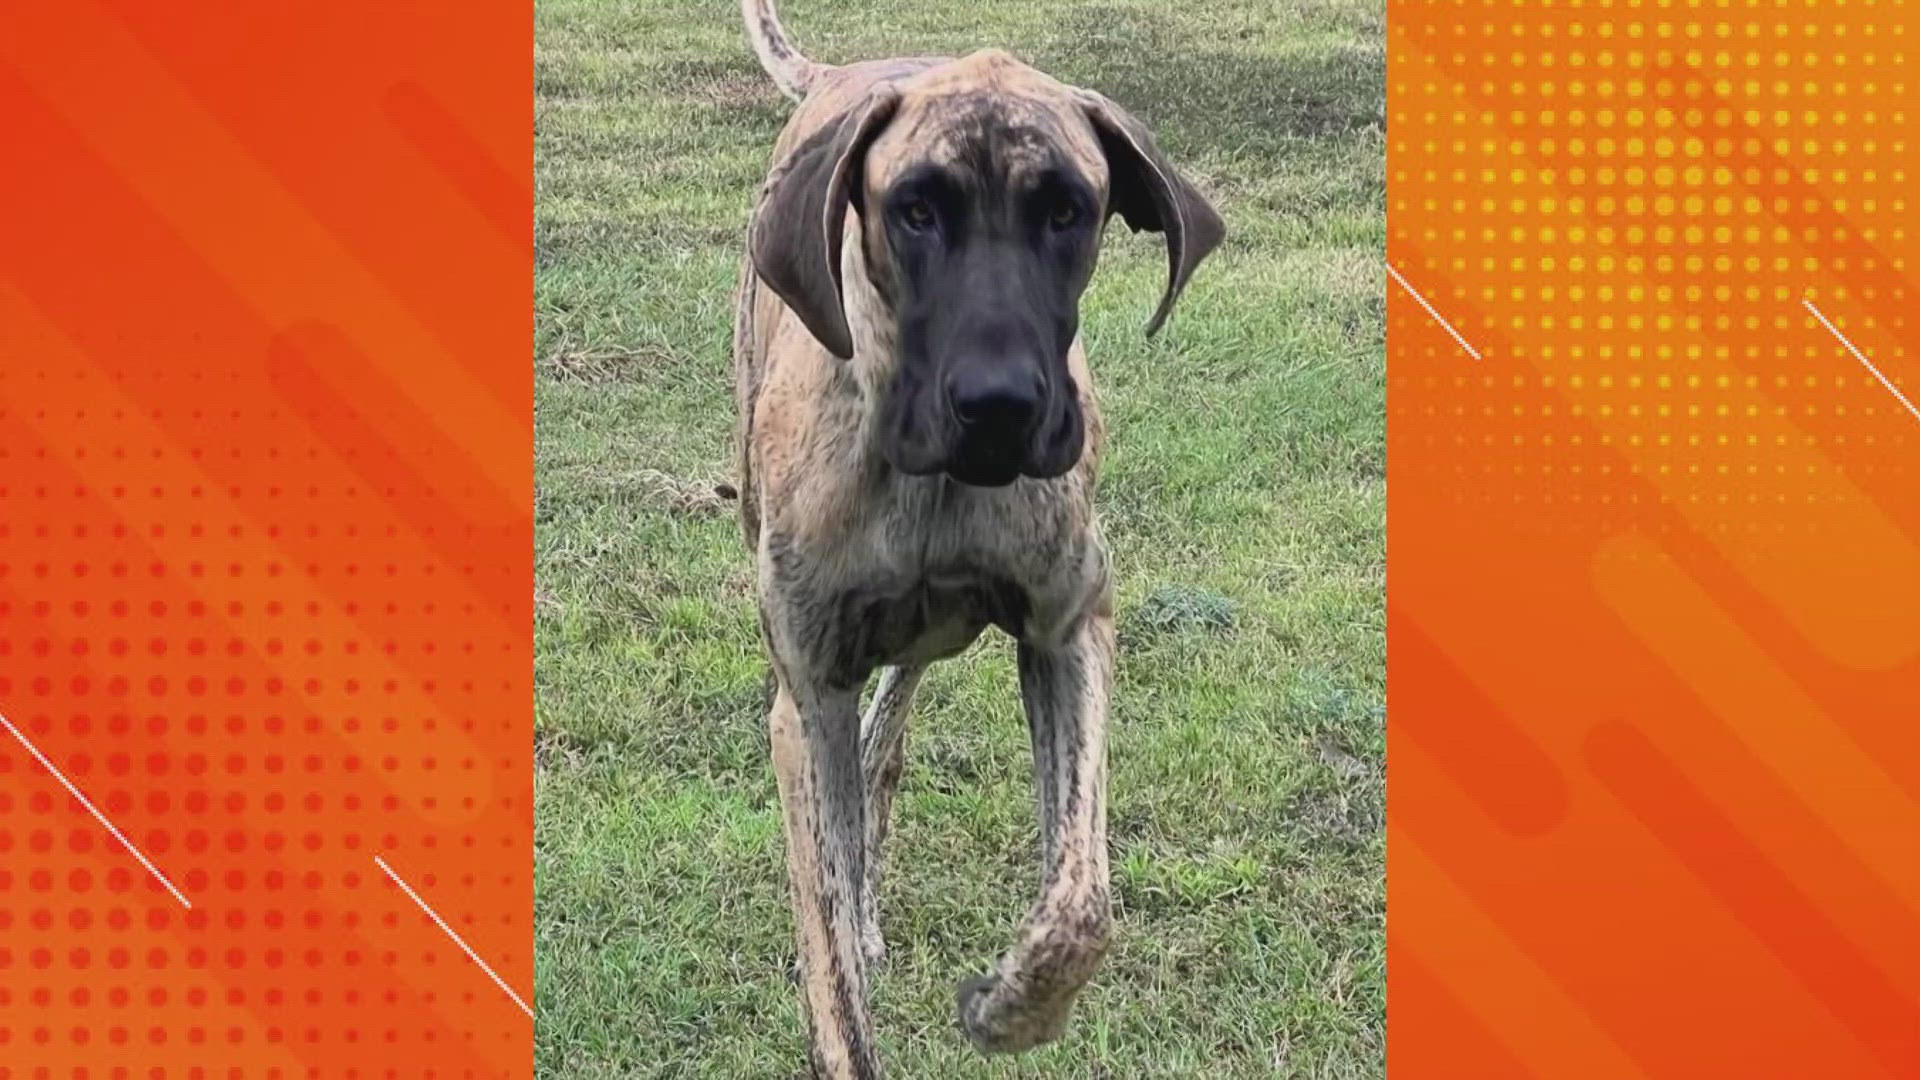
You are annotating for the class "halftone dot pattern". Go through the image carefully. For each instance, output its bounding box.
[1391,0,1920,1075]
[0,1,529,1076]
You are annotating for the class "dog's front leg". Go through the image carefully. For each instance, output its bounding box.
[767,666,880,1078]
[957,605,1116,1053]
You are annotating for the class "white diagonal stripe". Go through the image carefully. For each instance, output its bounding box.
[1389,263,1483,360]
[1804,297,1920,426]
[1,711,191,908]
[375,854,534,1018]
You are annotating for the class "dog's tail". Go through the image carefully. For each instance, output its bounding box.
[743,0,825,102]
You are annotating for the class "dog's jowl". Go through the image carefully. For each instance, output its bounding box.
[734,1,1223,1074]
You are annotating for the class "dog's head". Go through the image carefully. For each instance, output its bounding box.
[751,49,1224,487]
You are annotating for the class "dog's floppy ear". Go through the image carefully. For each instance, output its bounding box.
[749,87,901,359]
[1078,91,1225,336]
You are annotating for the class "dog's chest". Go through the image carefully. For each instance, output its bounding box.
[827,481,1103,670]
[838,570,1025,672]
[761,466,1105,682]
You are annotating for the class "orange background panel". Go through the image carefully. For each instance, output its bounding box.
[0,1,530,1076]
[1389,0,1920,1075]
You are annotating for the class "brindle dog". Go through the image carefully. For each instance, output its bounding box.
[733,1,1223,1074]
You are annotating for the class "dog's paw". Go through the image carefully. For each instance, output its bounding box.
[954,975,999,1047]
[954,973,1069,1054]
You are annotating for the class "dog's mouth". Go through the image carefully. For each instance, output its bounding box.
[879,373,1085,487]
[943,438,1027,487]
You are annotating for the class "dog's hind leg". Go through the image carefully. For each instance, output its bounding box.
[956,608,1115,1054]
[858,664,925,969]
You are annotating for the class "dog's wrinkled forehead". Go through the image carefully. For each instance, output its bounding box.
[864,49,1108,196]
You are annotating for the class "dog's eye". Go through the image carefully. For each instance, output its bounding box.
[898,199,936,231]
[1047,200,1080,230]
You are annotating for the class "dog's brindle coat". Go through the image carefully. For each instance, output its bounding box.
[735,2,1222,1074]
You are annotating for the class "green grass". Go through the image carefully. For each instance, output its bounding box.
[534,0,1384,1075]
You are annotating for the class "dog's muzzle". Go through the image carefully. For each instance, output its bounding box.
[880,354,1084,488]
[943,358,1045,486]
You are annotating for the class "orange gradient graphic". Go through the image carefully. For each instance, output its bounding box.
[1390,0,1920,1075]
[0,1,530,1075]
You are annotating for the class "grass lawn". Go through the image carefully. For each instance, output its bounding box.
[534,0,1385,1075]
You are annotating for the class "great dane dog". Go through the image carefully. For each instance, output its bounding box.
[733,0,1222,1074]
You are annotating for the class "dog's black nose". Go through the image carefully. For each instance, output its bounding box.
[947,363,1045,432]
